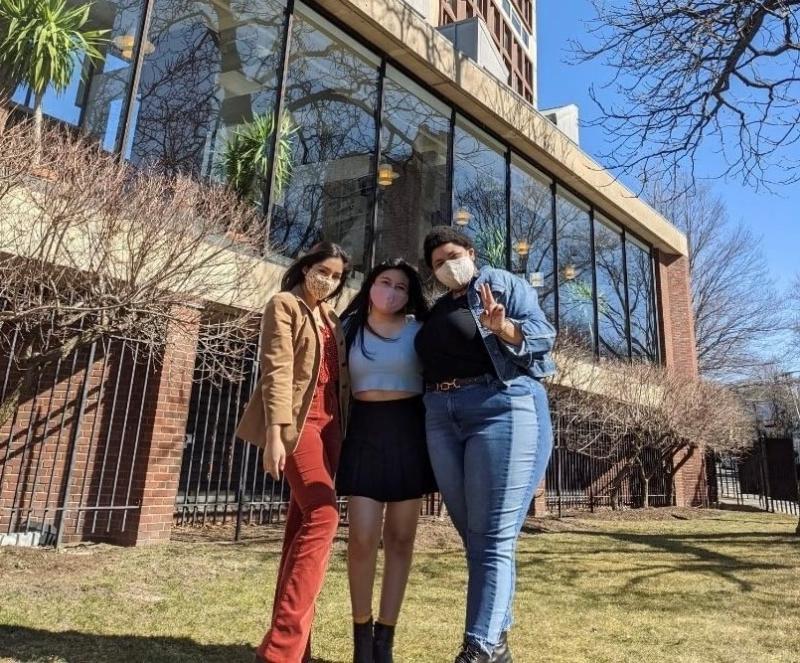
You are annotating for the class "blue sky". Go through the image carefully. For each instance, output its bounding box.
[537,0,799,296]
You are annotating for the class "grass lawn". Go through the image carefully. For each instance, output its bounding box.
[0,508,798,663]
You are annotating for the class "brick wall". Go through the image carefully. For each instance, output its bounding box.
[655,250,705,506]
[121,309,199,545]
[0,309,199,546]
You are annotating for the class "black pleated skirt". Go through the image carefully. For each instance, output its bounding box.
[336,396,437,502]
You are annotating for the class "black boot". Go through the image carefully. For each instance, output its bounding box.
[373,622,395,663]
[490,632,512,663]
[353,618,374,663]
[454,640,491,663]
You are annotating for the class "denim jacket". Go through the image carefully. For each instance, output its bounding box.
[466,266,556,383]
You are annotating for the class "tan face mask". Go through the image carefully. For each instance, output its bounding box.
[304,268,339,302]
[434,256,475,290]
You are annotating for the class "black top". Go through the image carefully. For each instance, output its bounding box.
[414,294,496,383]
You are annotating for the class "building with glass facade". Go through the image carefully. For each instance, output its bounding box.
[3,0,705,544]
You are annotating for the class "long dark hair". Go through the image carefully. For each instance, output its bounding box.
[341,258,428,359]
[280,242,351,303]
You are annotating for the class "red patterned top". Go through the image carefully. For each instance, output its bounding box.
[317,323,339,385]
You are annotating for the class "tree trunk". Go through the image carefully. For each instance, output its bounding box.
[33,92,44,165]
[0,104,10,135]
[0,370,37,430]
[638,461,650,508]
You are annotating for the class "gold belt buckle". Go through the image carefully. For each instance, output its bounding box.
[438,379,458,392]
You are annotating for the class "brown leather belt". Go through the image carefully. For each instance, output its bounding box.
[425,375,493,392]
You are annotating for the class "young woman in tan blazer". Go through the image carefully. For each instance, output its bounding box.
[237,242,351,663]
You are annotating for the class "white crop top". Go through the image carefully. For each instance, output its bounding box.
[348,317,424,395]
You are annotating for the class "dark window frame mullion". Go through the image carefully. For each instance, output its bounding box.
[76,54,98,130]
[262,0,297,242]
[117,0,157,159]
[505,149,512,271]
[551,181,559,332]
[649,246,662,363]
[446,107,456,226]
[621,228,632,360]
[589,206,599,358]
[367,59,387,269]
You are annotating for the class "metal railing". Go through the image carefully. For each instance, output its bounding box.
[0,333,159,546]
[709,439,799,516]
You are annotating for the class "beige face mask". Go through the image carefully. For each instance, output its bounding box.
[304,269,339,302]
[434,256,476,290]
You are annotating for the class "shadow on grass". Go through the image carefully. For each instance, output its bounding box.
[517,528,794,594]
[0,626,339,663]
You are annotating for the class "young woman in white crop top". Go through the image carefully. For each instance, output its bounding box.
[338,259,436,663]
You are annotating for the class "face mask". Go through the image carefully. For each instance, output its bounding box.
[305,269,339,302]
[370,283,408,314]
[434,255,475,290]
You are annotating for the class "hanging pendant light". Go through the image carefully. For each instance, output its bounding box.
[563,264,577,281]
[377,163,399,187]
[454,207,472,226]
[514,239,530,258]
[113,34,155,60]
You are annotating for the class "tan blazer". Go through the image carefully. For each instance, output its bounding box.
[235,287,350,454]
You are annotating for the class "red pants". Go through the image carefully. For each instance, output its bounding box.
[259,381,341,663]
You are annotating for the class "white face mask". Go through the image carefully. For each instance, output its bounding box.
[434,255,475,290]
[304,269,339,302]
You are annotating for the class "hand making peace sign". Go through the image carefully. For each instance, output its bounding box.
[478,283,507,334]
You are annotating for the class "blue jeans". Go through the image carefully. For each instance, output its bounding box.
[423,375,553,654]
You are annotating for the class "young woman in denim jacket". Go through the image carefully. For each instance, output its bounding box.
[414,227,556,663]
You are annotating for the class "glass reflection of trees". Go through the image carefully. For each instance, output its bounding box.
[268,3,380,274]
[452,117,508,269]
[373,67,451,270]
[594,216,628,359]
[557,187,594,349]
[21,0,663,362]
[510,157,555,321]
[627,238,659,361]
[130,0,288,176]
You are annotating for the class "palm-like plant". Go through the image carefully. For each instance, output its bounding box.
[217,112,296,203]
[473,224,507,269]
[0,0,107,155]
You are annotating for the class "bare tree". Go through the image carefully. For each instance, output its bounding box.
[0,123,270,428]
[552,337,754,508]
[735,367,800,435]
[647,181,787,378]
[575,1,800,191]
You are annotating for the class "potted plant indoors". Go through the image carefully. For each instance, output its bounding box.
[217,111,297,204]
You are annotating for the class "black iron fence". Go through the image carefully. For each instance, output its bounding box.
[709,437,800,516]
[0,332,160,546]
[544,409,674,517]
[174,334,444,540]
[174,339,674,540]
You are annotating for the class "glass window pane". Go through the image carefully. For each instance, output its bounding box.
[374,67,451,270]
[13,0,146,152]
[129,0,289,180]
[268,3,380,275]
[627,237,659,361]
[556,186,594,349]
[453,116,507,269]
[510,155,554,321]
[594,215,628,359]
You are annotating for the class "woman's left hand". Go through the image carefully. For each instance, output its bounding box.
[479,283,506,334]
